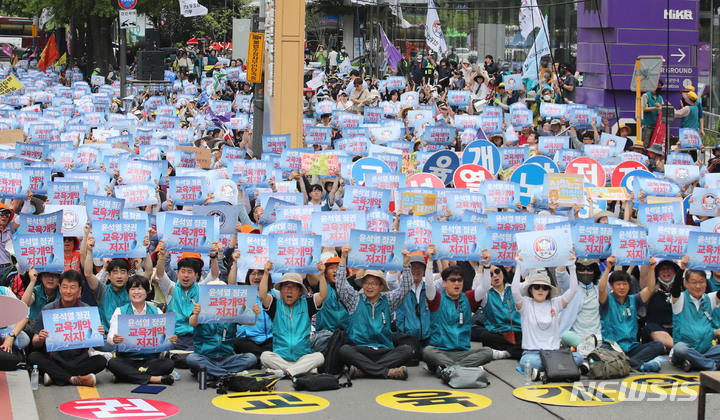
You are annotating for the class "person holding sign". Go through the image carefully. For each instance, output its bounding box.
[669,256,720,372]
[0,284,28,369]
[106,276,177,385]
[306,253,350,352]
[390,252,433,357]
[187,281,259,381]
[598,256,665,372]
[28,271,107,387]
[336,244,414,380]
[558,259,603,356]
[259,262,327,379]
[22,267,60,332]
[422,247,499,377]
[84,243,132,341]
[0,199,27,268]
[512,251,583,380]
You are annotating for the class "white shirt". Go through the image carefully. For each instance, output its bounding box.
[519,296,565,351]
[107,303,164,345]
[328,51,338,66]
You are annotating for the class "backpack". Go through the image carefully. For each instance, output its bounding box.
[587,348,631,379]
[292,372,352,392]
[539,349,581,383]
[440,366,490,389]
[215,372,278,395]
[320,329,347,374]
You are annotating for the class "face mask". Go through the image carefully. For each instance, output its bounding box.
[578,273,595,285]
[658,277,673,287]
[543,95,551,101]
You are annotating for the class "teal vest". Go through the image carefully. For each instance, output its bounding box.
[680,105,700,129]
[99,286,130,331]
[118,303,159,360]
[672,290,717,354]
[236,295,272,343]
[347,296,393,348]
[315,284,349,332]
[271,297,311,361]
[709,277,720,293]
[483,287,521,333]
[641,92,662,126]
[394,284,431,341]
[168,282,199,336]
[429,292,472,351]
[29,284,58,321]
[601,294,639,353]
[193,322,237,357]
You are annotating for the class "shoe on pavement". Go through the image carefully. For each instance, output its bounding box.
[265,368,287,379]
[75,374,96,387]
[43,373,52,386]
[680,359,692,372]
[492,349,511,360]
[349,365,365,379]
[640,361,662,373]
[160,375,175,385]
[387,366,408,380]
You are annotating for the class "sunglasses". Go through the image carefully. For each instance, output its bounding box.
[0,211,12,218]
[491,268,502,275]
[576,264,594,272]
[446,277,464,283]
[531,284,551,291]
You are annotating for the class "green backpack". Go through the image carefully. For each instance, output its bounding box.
[587,348,631,379]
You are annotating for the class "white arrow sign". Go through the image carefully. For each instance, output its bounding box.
[671,48,686,63]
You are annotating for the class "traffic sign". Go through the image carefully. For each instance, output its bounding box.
[119,10,138,29]
[453,164,493,192]
[566,157,606,187]
[247,32,265,84]
[407,173,445,189]
[525,155,559,174]
[620,169,654,194]
[510,163,548,207]
[351,157,391,186]
[612,161,648,187]
[118,0,137,10]
[462,140,501,175]
[423,150,460,185]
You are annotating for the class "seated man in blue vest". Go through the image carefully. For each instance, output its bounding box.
[259,262,327,378]
[84,239,131,353]
[307,252,349,352]
[670,257,720,372]
[336,244,414,380]
[599,256,665,371]
[187,281,259,380]
[422,245,495,375]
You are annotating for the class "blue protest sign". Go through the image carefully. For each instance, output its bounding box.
[637,202,684,226]
[462,210,488,225]
[690,188,720,217]
[118,160,160,185]
[91,220,147,259]
[446,192,486,221]
[620,169,654,195]
[115,183,158,209]
[423,150,460,185]
[647,223,698,260]
[525,155,559,173]
[198,285,258,324]
[263,220,302,236]
[193,204,240,235]
[633,177,680,200]
[366,208,394,232]
[664,165,699,186]
[554,149,583,172]
[42,306,104,352]
[262,134,291,155]
[515,228,573,268]
[448,90,470,107]
[486,229,517,266]
[351,157,391,185]
[236,233,269,270]
[571,223,614,259]
[21,166,50,194]
[86,195,124,221]
[312,211,366,247]
[398,215,433,252]
[431,222,484,261]
[510,163,548,206]
[117,313,176,353]
[501,146,529,170]
[487,212,535,231]
[679,128,702,149]
[538,136,570,156]
[306,126,332,146]
[169,176,207,206]
[269,234,321,274]
[462,140,501,175]
[276,205,320,233]
[480,180,519,209]
[18,210,62,235]
[611,227,650,266]
[13,234,64,272]
[687,231,720,270]
[163,214,218,253]
[423,126,456,145]
[0,168,23,199]
[347,229,404,271]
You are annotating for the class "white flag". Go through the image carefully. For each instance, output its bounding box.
[390,0,411,29]
[179,0,208,17]
[338,58,351,74]
[425,0,448,55]
[522,25,550,81]
[519,0,546,39]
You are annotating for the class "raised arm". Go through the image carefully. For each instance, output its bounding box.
[335,244,359,313]
[83,236,100,291]
[21,268,38,307]
[227,250,240,285]
[598,255,616,304]
[313,262,328,308]
[258,260,273,309]
[425,245,438,301]
[560,257,578,309]
[511,253,524,310]
[639,258,657,303]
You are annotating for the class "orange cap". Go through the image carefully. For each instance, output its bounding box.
[240,224,261,234]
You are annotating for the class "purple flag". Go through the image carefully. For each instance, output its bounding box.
[379,25,402,71]
[2,43,12,58]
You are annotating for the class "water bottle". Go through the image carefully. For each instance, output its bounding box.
[171,369,181,381]
[198,366,207,390]
[30,365,39,391]
[523,361,532,386]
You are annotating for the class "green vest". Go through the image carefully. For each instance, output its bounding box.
[483,287,521,333]
[168,282,198,336]
[641,92,662,127]
[429,292,472,351]
[118,303,159,360]
[347,295,393,348]
[672,290,717,354]
[680,105,700,129]
[100,286,130,331]
[271,297,311,361]
[394,284,431,341]
[315,284,349,332]
[601,293,639,353]
[193,321,237,357]
[29,284,58,320]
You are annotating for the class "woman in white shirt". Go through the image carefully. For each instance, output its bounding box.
[336,92,352,111]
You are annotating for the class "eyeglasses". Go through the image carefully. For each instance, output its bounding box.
[446,277,464,283]
[364,281,382,287]
[281,283,301,290]
[687,280,707,287]
[531,284,551,291]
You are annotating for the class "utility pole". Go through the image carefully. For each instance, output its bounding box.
[120,22,127,99]
[251,3,266,157]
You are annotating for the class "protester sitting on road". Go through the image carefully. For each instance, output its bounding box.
[21,268,60,332]
[28,270,107,387]
[106,275,177,385]
[307,252,349,352]
[669,255,720,372]
[639,259,683,352]
[259,263,327,379]
[558,259,603,356]
[599,256,665,372]
[336,244,414,380]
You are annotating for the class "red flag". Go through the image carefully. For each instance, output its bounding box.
[37,34,59,72]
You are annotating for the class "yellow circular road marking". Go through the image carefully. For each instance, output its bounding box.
[376,389,492,413]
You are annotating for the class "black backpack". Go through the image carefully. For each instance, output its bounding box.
[320,329,348,374]
[215,372,278,395]
[292,372,352,391]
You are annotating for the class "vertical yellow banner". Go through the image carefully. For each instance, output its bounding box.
[247,32,265,84]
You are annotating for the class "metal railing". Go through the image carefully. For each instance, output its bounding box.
[704,112,720,147]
